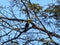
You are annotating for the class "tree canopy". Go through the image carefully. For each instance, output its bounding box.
[0,0,60,45]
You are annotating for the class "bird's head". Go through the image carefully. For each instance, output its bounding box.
[27,19,32,23]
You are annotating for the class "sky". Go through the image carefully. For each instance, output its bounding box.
[0,0,60,45]
[0,0,57,7]
[0,0,57,19]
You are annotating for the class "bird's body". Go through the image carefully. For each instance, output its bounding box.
[24,19,32,32]
[24,22,29,32]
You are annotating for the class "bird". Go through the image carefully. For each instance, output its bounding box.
[24,19,32,32]
[24,22,29,32]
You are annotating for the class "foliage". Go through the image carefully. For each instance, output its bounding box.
[0,0,60,45]
[44,4,60,20]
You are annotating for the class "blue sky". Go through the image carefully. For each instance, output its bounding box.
[0,0,56,7]
[0,0,57,12]
[0,0,60,45]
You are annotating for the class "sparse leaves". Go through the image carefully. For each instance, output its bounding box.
[0,0,60,45]
[27,3,42,13]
